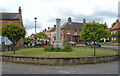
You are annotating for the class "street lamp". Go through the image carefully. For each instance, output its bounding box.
[34,17,37,46]
[34,17,37,34]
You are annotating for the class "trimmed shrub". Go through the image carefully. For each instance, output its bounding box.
[44,45,73,52]
[62,45,73,52]
[44,46,53,52]
[53,47,62,52]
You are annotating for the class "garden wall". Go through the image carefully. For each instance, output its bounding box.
[1,54,119,65]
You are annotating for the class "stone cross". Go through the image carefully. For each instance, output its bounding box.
[53,18,63,48]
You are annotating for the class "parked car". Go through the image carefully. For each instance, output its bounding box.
[85,42,101,47]
[28,41,42,46]
[36,41,42,46]
[41,41,47,46]
[67,41,77,45]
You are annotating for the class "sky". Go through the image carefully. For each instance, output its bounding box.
[0,0,119,36]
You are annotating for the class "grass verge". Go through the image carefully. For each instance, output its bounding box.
[2,47,117,57]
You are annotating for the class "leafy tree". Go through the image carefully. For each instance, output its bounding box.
[111,22,116,28]
[24,38,32,45]
[2,23,26,54]
[115,31,120,43]
[34,32,48,41]
[80,23,109,56]
[81,23,109,43]
[111,31,120,43]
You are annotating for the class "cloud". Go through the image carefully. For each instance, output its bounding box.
[0,0,118,36]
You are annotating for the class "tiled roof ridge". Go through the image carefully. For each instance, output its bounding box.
[112,22,120,30]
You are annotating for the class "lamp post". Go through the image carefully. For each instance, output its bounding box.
[34,17,37,45]
[34,17,37,34]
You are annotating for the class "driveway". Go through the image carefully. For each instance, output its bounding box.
[2,61,118,74]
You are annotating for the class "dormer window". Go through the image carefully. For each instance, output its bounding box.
[67,31,71,35]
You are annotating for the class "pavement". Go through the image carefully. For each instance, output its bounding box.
[2,61,118,74]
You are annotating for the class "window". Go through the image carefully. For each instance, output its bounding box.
[112,37,113,40]
[67,37,71,42]
[114,37,116,40]
[67,31,71,35]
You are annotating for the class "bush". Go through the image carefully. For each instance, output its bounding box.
[44,45,73,52]
[53,47,62,52]
[44,46,53,52]
[62,45,73,52]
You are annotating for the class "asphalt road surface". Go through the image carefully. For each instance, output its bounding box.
[2,61,118,74]
[102,46,120,50]
[76,44,120,50]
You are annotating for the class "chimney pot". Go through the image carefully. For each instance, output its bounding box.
[18,6,22,14]
[54,25,56,28]
[83,19,86,23]
[48,27,50,29]
[68,17,72,22]
[44,29,46,32]
[116,19,119,23]
[104,22,107,25]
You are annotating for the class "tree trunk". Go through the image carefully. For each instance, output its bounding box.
[13,44,16,54]
[94,40,96,56]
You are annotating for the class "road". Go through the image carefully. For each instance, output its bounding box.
[102,46,120,50]
[76,44,120,50]
[2,61,118,74]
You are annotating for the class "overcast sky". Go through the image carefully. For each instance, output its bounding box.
[0,0,119,36]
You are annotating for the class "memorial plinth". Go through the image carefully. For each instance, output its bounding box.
[53,18,63,48]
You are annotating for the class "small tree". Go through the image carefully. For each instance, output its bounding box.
[24,38,32,45]
[34,32,48,44]
[2,23,26,54]
[80,22,109,56]
[111,22,116,28]
[111,31,120,43]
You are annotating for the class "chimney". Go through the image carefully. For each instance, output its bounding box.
[54,25,56,28]
[104,22,107,25]
[48,27,50,29]
[83,19,86,23]
[68,17,72,22]
[116,19,119,23]
[44,29,46,32]
[18,6,22,14]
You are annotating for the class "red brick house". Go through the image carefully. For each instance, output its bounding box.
[110,19,120,42]
[0,7,25,48]
[44,25,56,45]
[44,17,85,45]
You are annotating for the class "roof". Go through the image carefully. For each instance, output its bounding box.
[0,13,20,20]
[112,22,120,30]
[0,36,13,45]
[46,27,54,32]
[61,22,84,29]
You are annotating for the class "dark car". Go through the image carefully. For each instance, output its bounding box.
[36,41,42,46]
[67,41,77,45]
[86,42,101,47]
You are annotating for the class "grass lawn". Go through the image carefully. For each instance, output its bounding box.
[100,42,120,46]
[2,47,118,57]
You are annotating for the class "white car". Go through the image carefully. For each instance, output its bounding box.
[67,41,77,45]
